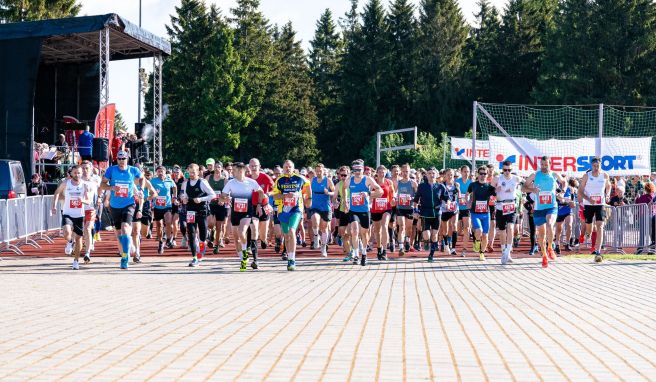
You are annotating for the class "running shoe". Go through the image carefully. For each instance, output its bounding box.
[120,257,129,269]
[312,234,320,249]
[450,248,457,256]
[381,249,388,261]
[547,247,556,261]
[251,261,259,270]
[404,241,410,252]
[207,241,214,249]
[64,241,73,255]
[542,255,548,268]
[376,248,383,261]
[171,239,177,247]
[479,252,486,261]
[529,245,538,256]
[166,240,174,249]
[213,246,219,255]
[189,258,199,267]
[301,241,307,248]
[287,259,296,271]
[594,251,603,263]
[133,256,141,264]
[240,250,249,271]
[473,240,481,253]
[219,239,225,248]
[398,248,405,257]
[555,245,561,255]
[513,237,519,248]
[343,251,353,262]
[158,241,164,254]
[360,254,367,266]
[282,250,288,261]
[261,241,267,250]
[427,255,434,263]
[146,232,152,239]
[460,250,467,257]
[353,256,359,265]
[321,245,328,257]
[72,259,79,270]
[83,254,91,264]
[413,242,420,251]
[94,232,101,241]
[336,236,343,247]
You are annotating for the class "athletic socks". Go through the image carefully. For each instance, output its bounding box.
[451,232,458,249]
[321,232,328,246]
[118,235,131,259]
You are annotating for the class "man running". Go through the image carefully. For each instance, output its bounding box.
[249,158,275,251]
[80,161,100,263]
[395,164,418,256]
[180,164,216,267]
[456,165,472,256]
[523,156,565,268]
[151,165,177,254]
[132,171,157,263]
[334,166,354,261]
[99,150,143,269]
[343,159,383,266]
[371,165,395,261]
[52,165,91,269]
[414,167,446,262]
[577,157,611,262]
[439,169,460,256]
[492,160,521,264]
[467,165,496,261]
[308,163,335,257]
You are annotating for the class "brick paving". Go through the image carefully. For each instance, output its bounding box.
[1,252,655,381]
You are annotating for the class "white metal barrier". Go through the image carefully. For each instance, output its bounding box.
[0,196,62,255]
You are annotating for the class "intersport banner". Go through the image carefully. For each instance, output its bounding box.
[450,137,489,160]
[487,135,652,176]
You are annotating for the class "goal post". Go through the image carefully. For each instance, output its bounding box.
[376,127,418,168]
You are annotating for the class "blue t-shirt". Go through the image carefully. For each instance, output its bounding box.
[151,177,176,209]
[105,165,142,209]
[78,131,94,156]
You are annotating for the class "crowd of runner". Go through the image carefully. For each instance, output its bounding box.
[52,153,615,271]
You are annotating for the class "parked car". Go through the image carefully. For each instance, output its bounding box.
[0,160,27,199]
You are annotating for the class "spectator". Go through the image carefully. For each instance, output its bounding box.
[609,187,628,207]
[27,173,47,196]
[111,133,125,164]
[636,182,656,252]
[125,133,145,165]
[56,134,68,152]
[78,125,94,161]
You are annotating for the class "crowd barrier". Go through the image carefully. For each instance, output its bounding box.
[0,196,61,255]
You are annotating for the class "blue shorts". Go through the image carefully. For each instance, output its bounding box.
[471,212,490,234]
[534,207,557,226]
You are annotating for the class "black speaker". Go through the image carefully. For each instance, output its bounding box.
[135,122,145,137]
[92,137,109,162]
[60,122,88,130]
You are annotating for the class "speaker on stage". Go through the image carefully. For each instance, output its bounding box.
[92,137,109,162]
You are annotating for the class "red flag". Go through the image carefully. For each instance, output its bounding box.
[62,116,83,149]
[95,103,116,142]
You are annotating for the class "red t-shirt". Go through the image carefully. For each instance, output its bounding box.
[250,172,274,205]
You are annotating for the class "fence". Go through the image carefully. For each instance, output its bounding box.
[0,195,61,255]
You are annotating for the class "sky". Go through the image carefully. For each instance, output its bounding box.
[80,0,508,131]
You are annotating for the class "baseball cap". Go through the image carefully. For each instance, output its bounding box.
[300,168,308,175]
[206,158,215,165]
[117,151,129,159]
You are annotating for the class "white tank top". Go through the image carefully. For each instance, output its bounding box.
[63,179,86,218]
[83,175,100,211]
[583,172,606,206]
[495,175,520,202]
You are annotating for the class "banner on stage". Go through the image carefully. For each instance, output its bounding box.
[450,137,489,160]
[488,135,651,176]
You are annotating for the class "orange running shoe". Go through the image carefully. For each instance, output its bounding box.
[542,255,548,268]
[548,247,556,260]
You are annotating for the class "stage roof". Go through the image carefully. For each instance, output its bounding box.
[0,13,171,64]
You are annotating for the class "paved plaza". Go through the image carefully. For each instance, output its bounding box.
[0,256,655,381]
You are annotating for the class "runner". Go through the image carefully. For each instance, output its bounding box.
[491,160,521,264]
[395,164,418,256]
[151,165,177,254]
[132,171,157,263]
[555,178,577,254]
[205,161,228,253]
[455,165,472,256]
[272,160,312,271]
[467,165,496,261]
[80,161,100,263]
[414,167,446,262]
[371,165,395,261]
[308,163,335,257]
[170,165,185,248]
[99,151,143,269]
[439,168,460,256]
[52,165,91,269]
[486,164,497,252]
[523,156,565,268]
[577,157,611,262]
[180,163,216,267]
[334,166,353,261]
[270,166,285,257]
[248,158,275,252]
[343,159,383,266]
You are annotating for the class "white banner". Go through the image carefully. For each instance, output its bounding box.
[487,135,652,176]
[450,137,489,160]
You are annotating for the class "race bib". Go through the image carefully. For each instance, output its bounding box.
[475,200,488,213]
[488,195,497,206]
[283,193,297,207]
[116,184,129,198]
[590,194,602,205]
[539,192,553,205]
[458,193,467,206]
[69,197,82,209]
[31,187,38,194]
[351,193,365,206]
[502,202,516,215]
[446,201,457,212]
[186,211,196,223]
[234,198,248,213]
[155,196,167,207]
[375,198,388,210]
[398,194,411,207]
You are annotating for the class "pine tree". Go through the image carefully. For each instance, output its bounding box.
[465,0,503,102]
[309,9,343,166]
[0,0,80,22]
[416,0,470,136]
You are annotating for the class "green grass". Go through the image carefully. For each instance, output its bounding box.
[567,254,656,261]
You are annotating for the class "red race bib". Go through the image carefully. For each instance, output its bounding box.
[539,192,553,205]
[488,195,497,206]
[398,194,411,207]
[115,184,129,198]
[590,194,602,205]
[186,211,196,224]
[155,196,167,207]
[234,198,248,213]
[458,194,467,206]
[375,198,388,210]
[446,201,457,212]
[69,198,82,209]
[502,202,516,215]
[475,200,488,213]
[351,193,365,206]
[283,194,297,207]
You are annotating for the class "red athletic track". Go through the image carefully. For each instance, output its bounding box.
[3,230,589,260]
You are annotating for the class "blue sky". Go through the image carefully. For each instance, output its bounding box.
[80,0,507,131]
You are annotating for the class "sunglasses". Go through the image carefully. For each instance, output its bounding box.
[478,172,487,176]
[502,168,511,172]
[339,174,347,177]
[117,158,128,161]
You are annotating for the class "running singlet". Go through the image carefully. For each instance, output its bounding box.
[207,175,225,205]
[583,172,607,206]
[348,176,370,213]
[311,177,331,212]
[104,165,141,209]
[63,179,86,218]
[272,174,310,215]
[182,179,214,213]
[396,180,415,210]
[336,180,351,213]
[440,183,459,213]
[151,177,176,209]
[455,178,471,210]
[222,178,261,213]
[84,175,100,212]
[495,175,520,214]
[252,173,274,206]
[558,187,574,215]
[371,178,393,213]
[467,182,496,214]
[534,171,558,210]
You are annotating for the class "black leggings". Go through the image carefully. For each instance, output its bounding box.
[528,214,536,248]
[187,213,208,257]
